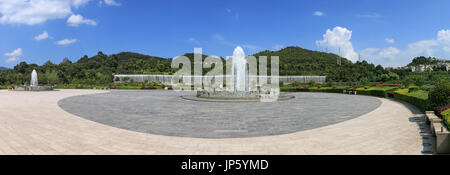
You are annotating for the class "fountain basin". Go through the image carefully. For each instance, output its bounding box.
[181,90,295,102]
[14,86,54,91]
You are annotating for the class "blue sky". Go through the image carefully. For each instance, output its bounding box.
[1,0,450,68]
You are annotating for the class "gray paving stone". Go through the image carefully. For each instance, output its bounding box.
[58,90,381,138]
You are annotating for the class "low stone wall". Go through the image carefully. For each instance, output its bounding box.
[114,75,326,85]
[426,111,450,154]
[14,86,54,91]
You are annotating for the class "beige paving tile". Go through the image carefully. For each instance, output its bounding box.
[0,89,428,155]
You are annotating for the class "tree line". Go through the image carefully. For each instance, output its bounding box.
[0,47,448,86]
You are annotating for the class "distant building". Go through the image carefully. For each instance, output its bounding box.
[408,62,450,72]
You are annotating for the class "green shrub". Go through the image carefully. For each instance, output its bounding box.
[309,86,348,93]
[429,79,450,108]
[359,89,389,98]
[308,80,316,87]
[291,81,300,87]
[408,87,419,93]
[326,80,333,87]
[402,77,413,88]
[442,109,450,130]
[360,77,370,86]
[356,86,398,98]
[414,76,425,87]
[394,89,430,111]
[280,86,298,92]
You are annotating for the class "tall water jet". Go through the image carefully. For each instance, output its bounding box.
[31,69,38,87]
[12,69,53,91]
[182,46,293,102]
[231,46,248,92]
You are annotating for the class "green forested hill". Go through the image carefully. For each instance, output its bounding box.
[252,46,353,76]
[407,56,450,66]
[0,46,448,85]
[112,52,169,63]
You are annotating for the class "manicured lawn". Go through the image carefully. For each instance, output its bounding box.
[395,88,429,100]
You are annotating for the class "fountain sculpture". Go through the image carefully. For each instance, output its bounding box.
[13,69,53,91]
[185,46,294,102]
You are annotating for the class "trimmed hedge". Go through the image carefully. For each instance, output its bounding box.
[54,84,109,89]
[357,89,388,98]
[442,109,450,130]
[0,85,12,89]
[394,89,430,111]
[356,86,398,98]
[309,87,348,93]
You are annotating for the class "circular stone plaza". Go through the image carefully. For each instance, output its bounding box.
[0,89,433,155]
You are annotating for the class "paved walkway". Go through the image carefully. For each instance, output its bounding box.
[0,89,430,155]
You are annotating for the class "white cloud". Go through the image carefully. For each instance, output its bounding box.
[56,38,78,46]
[104,0,121,6]
[360,46,401,66]
[242,44,258,52]
[273,44,284,50]
[360,30,450,67]
[34,31,49,41]
[357,12,383,19]
[188,37,200,45]
[385,38,395,44]
[0,0,91,25]
[224,8,239,20]
[399,30,450,60]
[378,47,400,59]
[316,26,359,62]
[212,34,259,52]
[313,11,324,17]
[437,29,450,41]
[5,48,22,63]
[67,14,96,27]
[212,34,225,41]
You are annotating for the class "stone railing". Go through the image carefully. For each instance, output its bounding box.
[425,111,450,154]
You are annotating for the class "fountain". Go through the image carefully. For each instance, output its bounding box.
[31,70,38,88]
[13,69,53,91]
[183,46,294,102]
[232,46,248,92]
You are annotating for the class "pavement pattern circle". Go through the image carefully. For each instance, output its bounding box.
[58,90,382,138]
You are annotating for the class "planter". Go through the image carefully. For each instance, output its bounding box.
[434,121,450,154]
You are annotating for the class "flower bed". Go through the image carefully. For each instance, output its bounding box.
[435,105,450,116]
